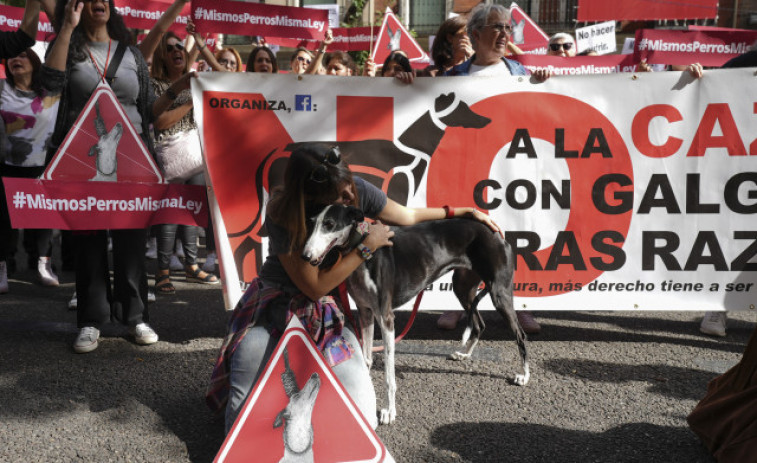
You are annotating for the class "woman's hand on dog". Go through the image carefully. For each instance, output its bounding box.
[460,207,504,238]
[364,221,395,251]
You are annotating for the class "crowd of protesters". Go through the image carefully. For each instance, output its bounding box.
[0,1,752,438]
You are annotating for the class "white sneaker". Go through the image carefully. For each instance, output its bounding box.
[145,237,157,259]
[0,261,8,294]
[700,311,727,337]
[169,254,184,271]
[147,290,156,302]
[37,256,59,287]
[68,291,77,310]
[74,326,100,353]
[130,323,158,345]
[202,252,217,273]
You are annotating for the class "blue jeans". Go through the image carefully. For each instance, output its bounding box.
[225,325,378,433]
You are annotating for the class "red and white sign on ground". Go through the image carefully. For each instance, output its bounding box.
[509,2,549,54]
[216,318,387,463]
[634,29,757,67]
[577,0,717,21]
[3,84,208,230]
[370,8,429,68]
[191,0,328,41]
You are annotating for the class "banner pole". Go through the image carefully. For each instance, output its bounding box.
[369,0,375,56]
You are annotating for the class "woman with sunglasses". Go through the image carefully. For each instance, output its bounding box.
[44,0,194,353]
[289,47,313,75]
[547,32,576,58]
[207,144,501,433]
[150,31,219,295]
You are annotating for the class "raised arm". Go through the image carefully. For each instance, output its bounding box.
[306,28,333,74]
[19,0,42,40]
[138,0,189,62]
[44,0,82,71]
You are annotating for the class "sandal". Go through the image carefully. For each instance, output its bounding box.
[155,273,175,294]
[185,266,219,285]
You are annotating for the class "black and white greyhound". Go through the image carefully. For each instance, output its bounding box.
[302,204,529,425]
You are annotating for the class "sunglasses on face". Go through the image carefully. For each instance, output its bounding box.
[549,42,574,52]
[296,56,312,65]
[308,147,342,184]
[484,23,512,35]
[166,43,185,53]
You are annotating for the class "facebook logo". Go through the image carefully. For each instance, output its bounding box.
[295,95,312,111]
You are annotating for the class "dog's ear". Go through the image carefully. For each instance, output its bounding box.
[273,409,288,428]
[346,206,364,223]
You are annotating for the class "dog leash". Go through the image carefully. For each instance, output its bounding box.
[339,282,424,352]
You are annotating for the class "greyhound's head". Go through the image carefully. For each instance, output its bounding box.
[511,19,526,44]
[274,350,321,455]
[302,205,365,266]
[434,93,491,129]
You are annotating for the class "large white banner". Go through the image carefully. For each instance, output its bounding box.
[192,70,757,311]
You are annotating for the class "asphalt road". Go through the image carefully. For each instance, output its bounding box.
[1,247,753,462]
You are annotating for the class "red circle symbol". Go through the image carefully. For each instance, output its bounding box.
[428,92,634,296]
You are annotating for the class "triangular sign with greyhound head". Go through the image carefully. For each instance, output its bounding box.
[43,83,164,183]
[371,7,429,68]
[509,2,550,53]
[215,317,388,463]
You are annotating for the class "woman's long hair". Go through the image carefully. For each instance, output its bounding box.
[245,46,278,73]
[268,145,357,252]
[4,48,44,95]
[53,0,131,63]
[431,16,467,70]
[150,31,189,81]
[215,47,244,72]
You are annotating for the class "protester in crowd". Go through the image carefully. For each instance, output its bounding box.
[289,47,313,74]
[547,32,576,58]
[206,144,503,432]
[189,27,244,73]
[395,3,546,333]
[244,46,277,73]
[45,0,194,353]
[324,50,356,76]
[421,16,473,77]
[380,51,412,77]
[0,48,62,294]
[150,31,219,295]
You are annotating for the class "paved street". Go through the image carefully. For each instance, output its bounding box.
[1,249,753,462]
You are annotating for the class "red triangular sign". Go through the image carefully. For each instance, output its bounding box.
[215,318,388,463]
[371,8,429,68]
[43,83,164,183]
[509,2,550,54]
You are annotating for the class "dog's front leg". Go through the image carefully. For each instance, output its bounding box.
[378,315,396,425]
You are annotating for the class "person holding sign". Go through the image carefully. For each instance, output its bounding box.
[206,144,502,432]
[43,0,194,354]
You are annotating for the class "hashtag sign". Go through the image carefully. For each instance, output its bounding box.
[194,7,204,18]
[12,191,25,209]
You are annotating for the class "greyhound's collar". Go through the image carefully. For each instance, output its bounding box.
[345,221,370,252]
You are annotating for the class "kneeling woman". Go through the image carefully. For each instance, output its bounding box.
[206,144,501,431]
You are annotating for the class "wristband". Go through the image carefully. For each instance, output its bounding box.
[357,244,373,260]
[443,205,455,219]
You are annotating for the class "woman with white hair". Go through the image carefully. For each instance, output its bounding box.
[548,32,576,57]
